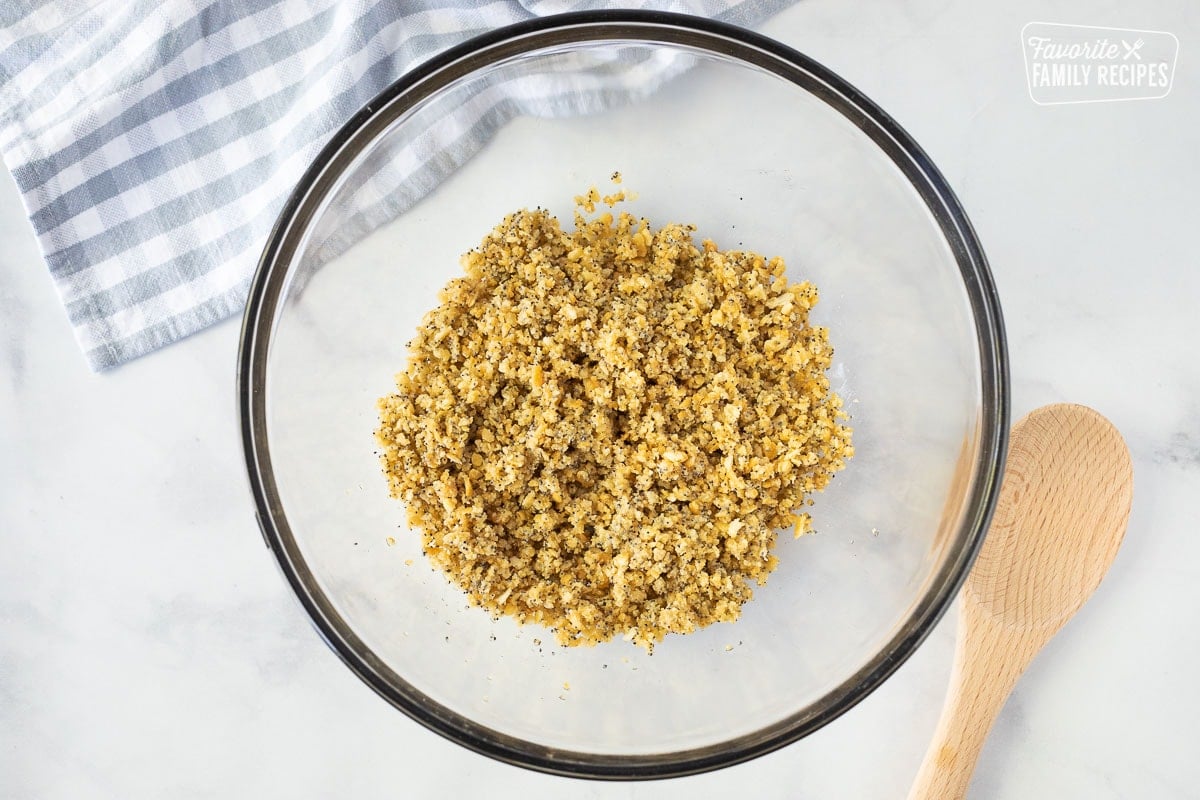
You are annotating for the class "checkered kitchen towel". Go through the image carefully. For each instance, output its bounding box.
[0,0,792,371]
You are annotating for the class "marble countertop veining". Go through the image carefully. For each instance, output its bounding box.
[2,1,1198,797]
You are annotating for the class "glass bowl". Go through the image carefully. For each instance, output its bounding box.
[238,10,1007,779]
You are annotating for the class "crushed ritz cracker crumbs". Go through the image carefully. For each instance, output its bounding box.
[376,182,852,651]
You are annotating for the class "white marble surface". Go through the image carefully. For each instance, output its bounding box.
[2,1,1198,797]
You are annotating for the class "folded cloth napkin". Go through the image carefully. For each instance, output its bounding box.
[0,0,792,371]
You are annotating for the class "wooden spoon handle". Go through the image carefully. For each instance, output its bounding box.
[907,610,1030,800]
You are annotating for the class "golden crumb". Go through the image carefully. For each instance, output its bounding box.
[376,186,852,650]
[386,536,396,546]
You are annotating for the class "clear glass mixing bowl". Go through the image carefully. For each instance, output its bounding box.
[239,10,1007,779]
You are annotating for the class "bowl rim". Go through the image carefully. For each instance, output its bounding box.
[238,9,1009,780]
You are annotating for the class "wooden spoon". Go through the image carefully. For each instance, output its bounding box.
[908,403,1134,800]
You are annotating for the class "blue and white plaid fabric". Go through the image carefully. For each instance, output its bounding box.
[0,0,790,370]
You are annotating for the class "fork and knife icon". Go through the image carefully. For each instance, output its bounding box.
[1122,38,1145,60]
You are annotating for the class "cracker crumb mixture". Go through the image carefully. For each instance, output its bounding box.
[376,184,852,650]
